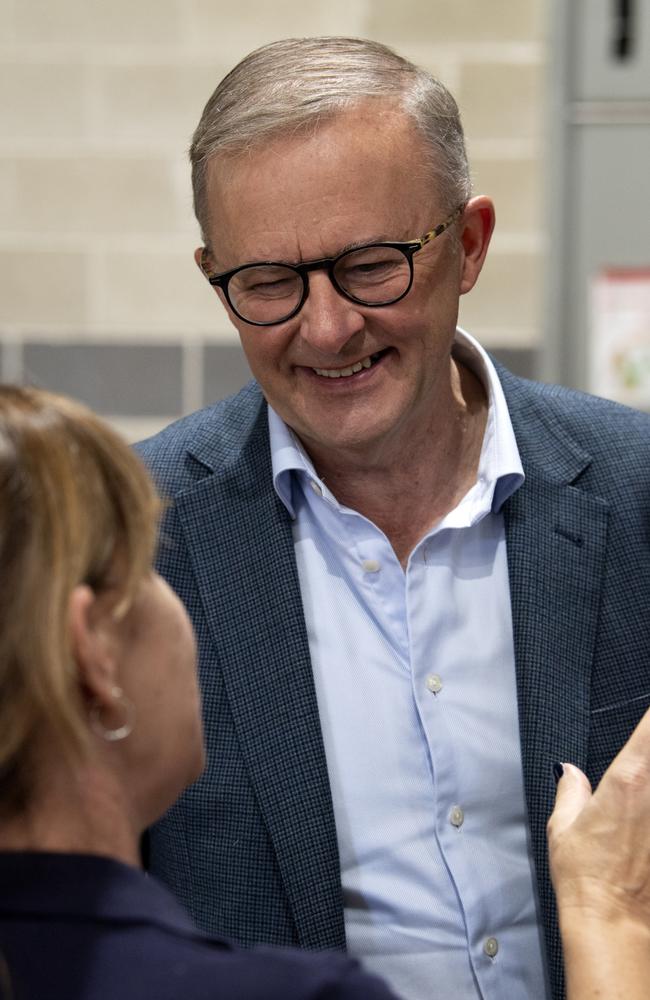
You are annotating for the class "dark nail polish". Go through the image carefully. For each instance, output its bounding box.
[553,762,564,784]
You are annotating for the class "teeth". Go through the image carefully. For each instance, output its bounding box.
[313,355,375,378]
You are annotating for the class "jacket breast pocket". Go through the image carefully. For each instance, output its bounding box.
[588,692,650,786]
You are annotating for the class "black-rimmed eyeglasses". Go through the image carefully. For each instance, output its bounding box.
[199,204,465,327]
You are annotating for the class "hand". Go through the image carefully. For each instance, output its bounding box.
[547,707,650,1000]
[548,705,650,927]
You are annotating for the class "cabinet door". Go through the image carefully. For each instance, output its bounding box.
[571,0,650,100]
[564,122,650,391]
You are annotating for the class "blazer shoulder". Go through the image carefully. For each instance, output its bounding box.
[497,365,650,483]
[134,380,265,497]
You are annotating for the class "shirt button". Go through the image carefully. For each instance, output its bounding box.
[483,937,499,958]
[361,559,381,573]
[426,674,443,694]
[309,480,323,496]
[449,805,464,828]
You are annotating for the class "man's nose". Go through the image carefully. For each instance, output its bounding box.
[298,271,365,354]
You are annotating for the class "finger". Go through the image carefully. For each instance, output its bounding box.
[548,763,593,837]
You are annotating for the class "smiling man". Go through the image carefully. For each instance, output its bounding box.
[137,37,650,1000]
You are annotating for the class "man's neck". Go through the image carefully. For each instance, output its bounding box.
[304,359,488,567]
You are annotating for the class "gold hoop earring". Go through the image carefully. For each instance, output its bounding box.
[89,685,135,742]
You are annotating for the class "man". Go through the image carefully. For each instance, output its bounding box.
[137,37,650,1000]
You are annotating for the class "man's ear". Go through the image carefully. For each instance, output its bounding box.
[195,247,237,325]
[194,246,229,308]
[458,195,495,295]
[68,585,121,708]
[193,246,206,272]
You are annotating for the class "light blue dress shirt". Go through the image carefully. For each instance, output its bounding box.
[269,329,550,1000]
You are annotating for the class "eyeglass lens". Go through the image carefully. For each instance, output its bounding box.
[228,245,411,324]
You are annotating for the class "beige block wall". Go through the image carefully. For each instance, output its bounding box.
[0,0,549,432]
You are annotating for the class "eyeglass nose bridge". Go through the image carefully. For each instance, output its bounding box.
[291,248,416,312]
[290,254,349,312]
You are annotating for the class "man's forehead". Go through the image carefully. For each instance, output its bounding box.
[202,108,439,259]
[206,102,425,191]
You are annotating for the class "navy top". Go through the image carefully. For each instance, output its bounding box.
[0,852,398,1000]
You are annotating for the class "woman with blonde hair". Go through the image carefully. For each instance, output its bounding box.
[0,384,647,1000]
[0,385,395,1000]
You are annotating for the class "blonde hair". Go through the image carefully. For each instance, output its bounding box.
[0,386,160,813]
[190,36,471,244]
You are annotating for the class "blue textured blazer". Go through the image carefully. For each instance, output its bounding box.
[0,852,395,1000]
[137,366,650,1000]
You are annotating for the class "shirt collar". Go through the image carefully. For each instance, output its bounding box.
[268,408,317,518]
[269,327,524,518]
[452,327,524,514]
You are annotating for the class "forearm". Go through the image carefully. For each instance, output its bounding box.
[560,913,650,1000]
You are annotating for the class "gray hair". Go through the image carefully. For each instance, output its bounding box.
[190,36,471,244]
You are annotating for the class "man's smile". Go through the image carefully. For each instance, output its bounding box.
[310,350,388,379]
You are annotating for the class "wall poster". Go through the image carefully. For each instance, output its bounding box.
[590,268,650,410]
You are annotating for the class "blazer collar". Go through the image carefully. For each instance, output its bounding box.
[184,370,595,491]
[184,381,267,477]
[173,390,346,949]
[497,364,593,485]
[497,364,609,1000]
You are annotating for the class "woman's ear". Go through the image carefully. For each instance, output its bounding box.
[68,585,121,708]
[458,195,496,295]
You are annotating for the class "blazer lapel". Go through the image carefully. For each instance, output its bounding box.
[500,370,610,997]
[174,397,345,949]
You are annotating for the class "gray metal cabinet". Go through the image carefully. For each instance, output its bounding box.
[545,0,650,402]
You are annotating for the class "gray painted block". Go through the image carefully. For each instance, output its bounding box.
[203,342,252,405]
[23,342,183,417]
[490,347,538,381]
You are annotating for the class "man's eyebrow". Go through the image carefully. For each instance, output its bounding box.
[267,235,398,264]
[225,231,408,270]
[337,234,386,253]
[288,233,408,263]
[331,230,409,256]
